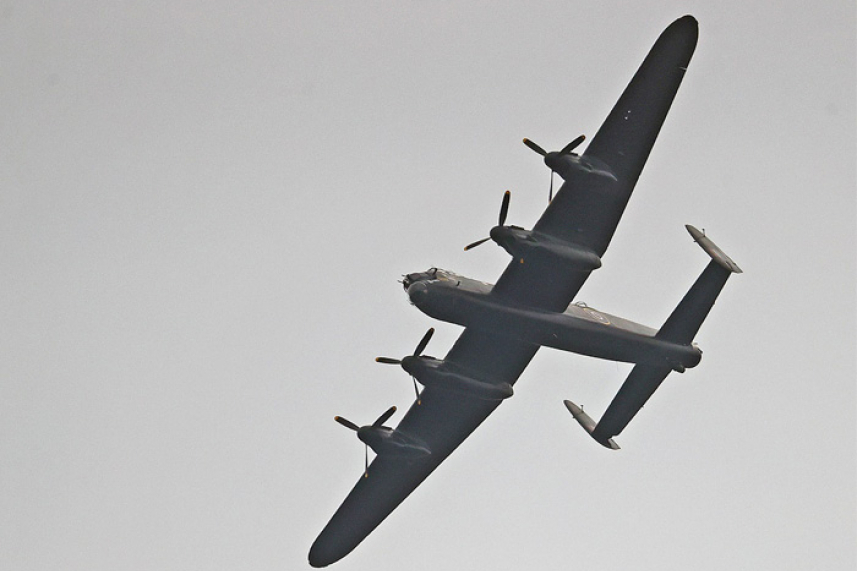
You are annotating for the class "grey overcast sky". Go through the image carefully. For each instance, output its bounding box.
[1,2,854,570]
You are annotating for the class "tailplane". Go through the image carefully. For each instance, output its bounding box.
[564,400,621,449]
[565,225,742,448]
[656,225,742,345]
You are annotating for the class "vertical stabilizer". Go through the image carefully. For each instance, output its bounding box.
[564,400,620,449]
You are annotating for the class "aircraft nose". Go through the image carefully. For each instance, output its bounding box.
[407,282,429,306]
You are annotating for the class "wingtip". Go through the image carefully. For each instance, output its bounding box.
[308,543,332,568]
[662,14,699,48]
[308,531,354,568]
[673,15,699,32]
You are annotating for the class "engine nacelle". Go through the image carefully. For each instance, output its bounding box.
[490,226,602,270]
[358,426,432,458]
[402,356,513,401]
[423,371,513,401]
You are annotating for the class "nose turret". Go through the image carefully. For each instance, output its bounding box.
[402,268,439,291]
[407,281,429,306]
[402,273,417,291]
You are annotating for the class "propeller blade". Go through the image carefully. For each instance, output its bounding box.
[464,237,491,251]
[523,138,547,156]
[412,376,421,405]
[413,328,435,357]
[560,134,586,155]
[334,416,359,431]
[375,357,402,365]
[549,171,554,203]
[373,405,397,427]
[364,444,369,478]
[498,190,511,226]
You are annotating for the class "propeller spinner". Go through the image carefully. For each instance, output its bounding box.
[523,135,586,202]
[376,328,434,404]
[334,405,398,477]
[464,190,511,252]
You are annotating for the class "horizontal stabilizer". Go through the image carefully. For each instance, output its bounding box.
[591,364,673,443]
[563,400,620,450]
[656,226,741,345]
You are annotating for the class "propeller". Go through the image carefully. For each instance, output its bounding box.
[333,416,360,431]
[523,135,586,202]
[376,328,434,404]
[334,405,398,477]
[372,405,398,427]
[464,190,511,251]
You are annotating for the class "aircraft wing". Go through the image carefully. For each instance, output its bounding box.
[531,15,698,258]
[491,16,696,312]
[309,331,538,567]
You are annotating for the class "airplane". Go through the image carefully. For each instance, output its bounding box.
[309,15,741,567]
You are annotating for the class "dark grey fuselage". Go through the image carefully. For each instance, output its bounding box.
[309,17,714,568]
[405,269,701,371]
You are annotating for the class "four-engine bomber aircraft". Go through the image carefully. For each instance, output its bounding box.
[310,15,741,567]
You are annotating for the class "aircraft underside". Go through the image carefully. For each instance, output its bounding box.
[309,16,742,568]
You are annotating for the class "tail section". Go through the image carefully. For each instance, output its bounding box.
[566,226,741,448]
[656,225,742,345]
[565,363,671,447]
[564,400,620,450]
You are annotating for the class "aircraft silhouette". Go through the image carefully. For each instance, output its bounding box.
[310,15,741,567]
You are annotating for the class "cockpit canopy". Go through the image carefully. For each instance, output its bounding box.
[402,268,465,291]
[402,268,493,296]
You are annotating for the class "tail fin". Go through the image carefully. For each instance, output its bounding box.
[568,226,741,448]
[564,400,621,450]
[656,225,742,345]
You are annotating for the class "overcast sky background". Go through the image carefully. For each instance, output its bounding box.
[1,2,854,570]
